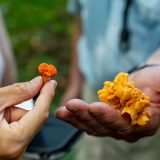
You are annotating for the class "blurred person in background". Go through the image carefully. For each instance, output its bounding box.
[0,11,17,86]
[59,0,160,160]
[0,10,34,110]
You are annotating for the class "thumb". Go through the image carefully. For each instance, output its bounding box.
[0,76,43,112]
[4,107,28,122]
[18,80,57,140]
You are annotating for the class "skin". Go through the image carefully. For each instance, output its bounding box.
[56,48,160,142]
[60,15,83,105]
[0,76,57,160]
[0,13,17,86]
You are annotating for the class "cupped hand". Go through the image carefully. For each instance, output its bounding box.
[0,76,57,160]
[55,99,159,142]
[55,66,160,142]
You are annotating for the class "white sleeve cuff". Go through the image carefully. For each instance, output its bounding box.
[15,99,34,110]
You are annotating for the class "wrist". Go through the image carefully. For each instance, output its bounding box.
[128,63,160,74]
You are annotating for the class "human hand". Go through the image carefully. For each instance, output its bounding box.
[0,76,57,160]
[55,66,160,142]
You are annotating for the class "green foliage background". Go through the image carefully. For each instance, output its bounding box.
[0,0,73,108]
[0,0,74,159]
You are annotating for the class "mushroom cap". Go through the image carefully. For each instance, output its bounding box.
[38,63,57,77]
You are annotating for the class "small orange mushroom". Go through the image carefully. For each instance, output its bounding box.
[38,63,57,83]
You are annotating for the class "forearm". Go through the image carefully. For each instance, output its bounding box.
[128,49,160,75]
[69,14,84,88]
[0,13,17,86]
[146,49,160,64]
[60,15,83,104]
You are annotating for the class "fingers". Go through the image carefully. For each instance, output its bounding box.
[65,99,106,129]
[88,102,132,134]
[55,99,87,122]
[134,106,160,136]
[55,106,73,120]
[0,76,43,111]
[55,99,112,136]
[56,100,158,141]
[19,80,57,140]
[55,106,94,134]
[4,107,28,123]
[57,99,130,133]
[65,99,91,120]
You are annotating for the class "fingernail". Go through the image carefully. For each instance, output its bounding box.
[50,80,57,87]
[29,77,43,89]
[31,76,42,84]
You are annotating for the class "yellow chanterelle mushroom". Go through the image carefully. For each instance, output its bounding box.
[98,72,151,126]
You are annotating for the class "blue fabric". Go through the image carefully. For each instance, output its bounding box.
[68,0,160,90]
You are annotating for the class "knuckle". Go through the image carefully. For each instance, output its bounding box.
[120,126,132,135]
[6,145,23,159]
[13,83,29,93]
[88,132,101,137]
[43,111,49,122]
[48,89,55,96]
[37,111,49,123]
[87,128,110,137]
[1,138,24,159]
[10,123,26,141]
[86,129,96,136]
[12,82,34,98]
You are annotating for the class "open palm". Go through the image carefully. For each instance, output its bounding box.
[55,66,160,142]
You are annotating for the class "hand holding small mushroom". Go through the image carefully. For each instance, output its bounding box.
[0,77,57,159]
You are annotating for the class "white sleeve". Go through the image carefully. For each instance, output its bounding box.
[15,99,34,110]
